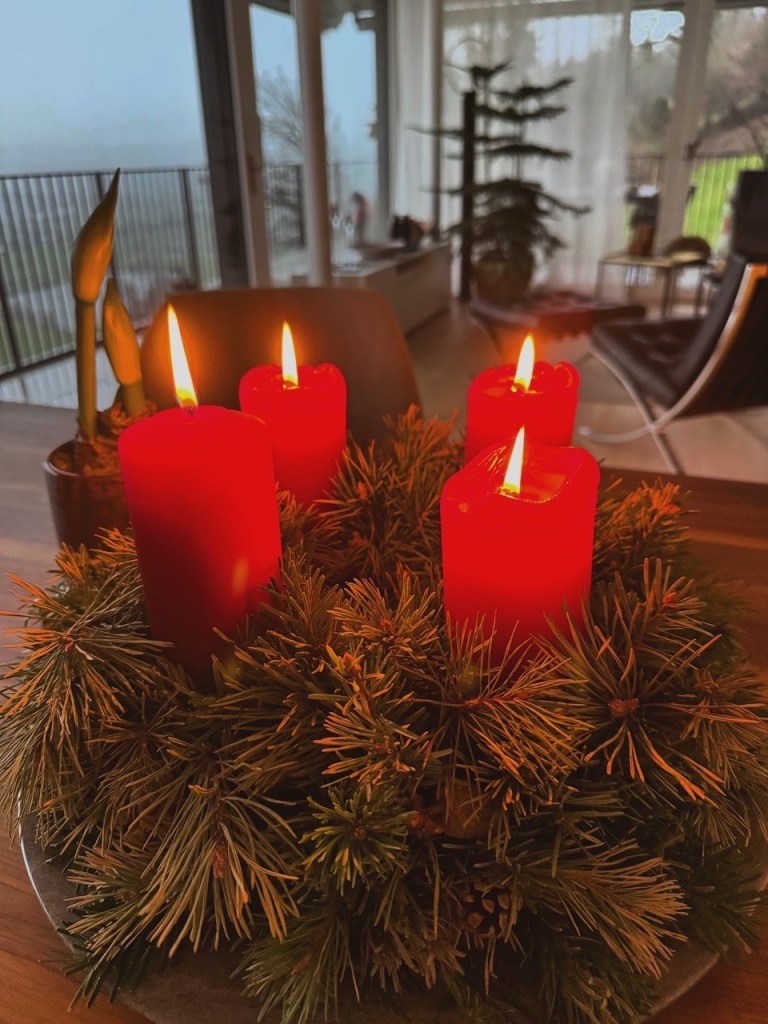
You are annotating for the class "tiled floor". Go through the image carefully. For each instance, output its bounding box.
[3,301,768,484]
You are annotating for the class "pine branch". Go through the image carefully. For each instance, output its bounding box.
[239,903,357,1024]
[307,407,461,592]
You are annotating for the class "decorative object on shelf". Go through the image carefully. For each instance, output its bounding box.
[390,214,426,252]
[4,409,768,1024]
[463,334,580,462]
[238,321,347,506]
[425,64,590,303]
[625,185,659,257]
[44,170,153,550]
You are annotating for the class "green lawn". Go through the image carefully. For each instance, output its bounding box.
[683,153,763,248]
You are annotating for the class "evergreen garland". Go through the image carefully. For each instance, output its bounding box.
[3,408,768,1024]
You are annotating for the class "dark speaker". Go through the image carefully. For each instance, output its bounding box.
[731,169,768,260]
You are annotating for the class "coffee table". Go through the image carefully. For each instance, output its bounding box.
[471,291,646,361]
[596,251,710,316]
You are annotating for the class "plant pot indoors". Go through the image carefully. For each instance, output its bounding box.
[43,170,150,550]
[44,440,129,550]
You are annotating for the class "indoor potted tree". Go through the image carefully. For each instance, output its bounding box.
[442,63,590,304]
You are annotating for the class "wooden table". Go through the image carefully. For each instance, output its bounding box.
[1,400,767,1024]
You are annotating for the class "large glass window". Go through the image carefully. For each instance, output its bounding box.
[0,0,216,376]
[624,8,685,253]
[627,9,685,188]
[250,1,386,280]
[685,4,768,251]
[0,0,206,175]
[626,4,768,253]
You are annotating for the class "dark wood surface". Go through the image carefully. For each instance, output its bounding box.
[1,400,767,1024]
[0,402,147,1023]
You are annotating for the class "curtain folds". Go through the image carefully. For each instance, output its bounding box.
[392,0,631,292]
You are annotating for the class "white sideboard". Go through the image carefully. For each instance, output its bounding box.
[292,242,452,335]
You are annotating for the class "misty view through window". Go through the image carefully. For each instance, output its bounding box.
[0,0,382,379]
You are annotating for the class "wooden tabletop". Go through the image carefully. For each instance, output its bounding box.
[1,400,767,1024]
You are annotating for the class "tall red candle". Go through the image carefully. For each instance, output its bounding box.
[464,336,579,463]
[239,322,346,506]
[118,308,282,672]
[442,429,599,661]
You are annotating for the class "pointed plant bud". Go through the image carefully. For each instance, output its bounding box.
[102,278,146,416]
[71,169,120,304]
[102,278,140,385]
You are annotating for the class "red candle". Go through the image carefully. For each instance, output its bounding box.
[238,322,346,506]
[118,307,282,672]
[464,336,579,463]
[441,428,599,661]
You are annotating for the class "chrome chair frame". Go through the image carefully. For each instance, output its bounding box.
[581,261,768,473]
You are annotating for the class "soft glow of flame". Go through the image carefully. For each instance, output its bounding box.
[167,305,197,408]
[281,321,298,387]
[500,427,525,496]
[513,335,534,390]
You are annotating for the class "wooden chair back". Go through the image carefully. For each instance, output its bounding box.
[140,287,421,440]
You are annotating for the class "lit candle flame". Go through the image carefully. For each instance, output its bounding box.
[513,335,534,390]
[500,427,525,496]
[167,305,197,409]
[281,321,298,387]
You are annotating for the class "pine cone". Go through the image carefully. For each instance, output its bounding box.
[456,880,521,943]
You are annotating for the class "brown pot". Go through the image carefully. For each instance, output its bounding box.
[472,259,533,306]
[44,440,130,550]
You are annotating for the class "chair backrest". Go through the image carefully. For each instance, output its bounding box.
[140,286,421,441]
[731,170,768,261]
[672,255,768,418]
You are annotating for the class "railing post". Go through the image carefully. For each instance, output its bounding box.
[180,169,203,288]
[0,249,23,373]
[295,164,306,248]
[333,162,342,212]
[0,179,22,370]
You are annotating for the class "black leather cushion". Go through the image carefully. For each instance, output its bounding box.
[592,316,701,407]
[732,171,768,261]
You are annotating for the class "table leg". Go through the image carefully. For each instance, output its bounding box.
[661,266,675,317]
[596,261,606,300]
[694,267,706,314]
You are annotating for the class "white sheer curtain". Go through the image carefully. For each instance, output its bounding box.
[391,1,440,225]
[392,0,631,292]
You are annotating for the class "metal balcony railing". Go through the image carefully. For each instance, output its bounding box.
[0,159,376,379]
[0,167,219,379]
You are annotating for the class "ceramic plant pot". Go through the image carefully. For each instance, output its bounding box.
[472,258,534,306]
[44,440,130,550]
